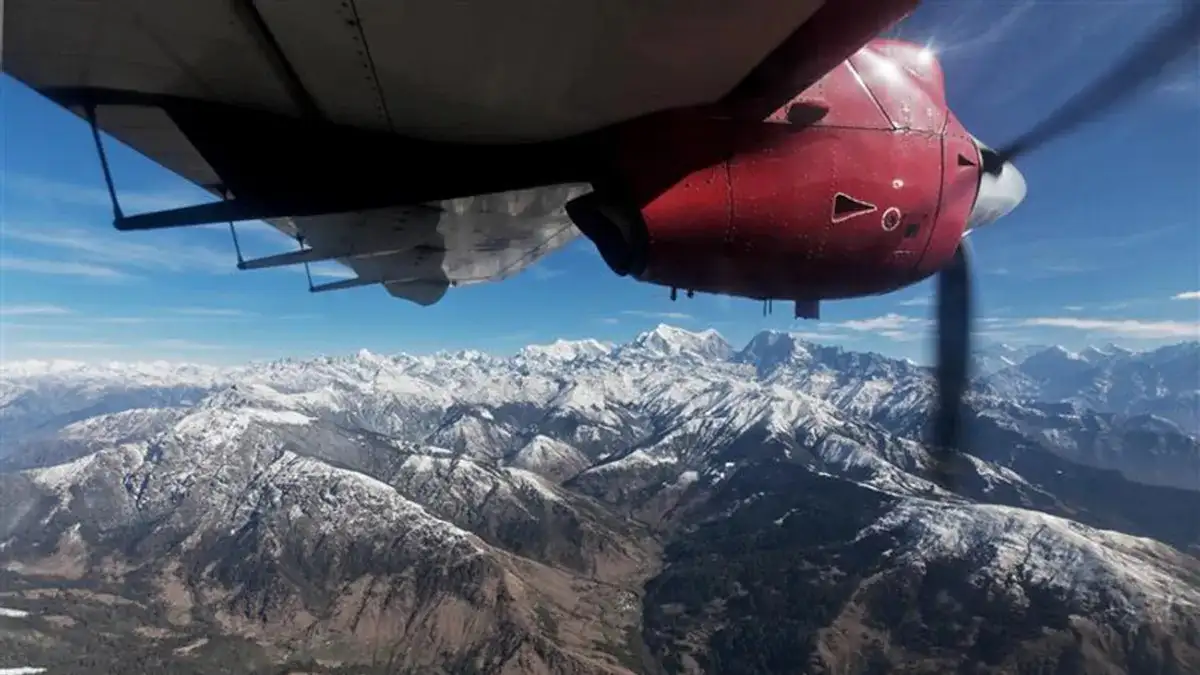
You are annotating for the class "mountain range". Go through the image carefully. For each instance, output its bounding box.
[1,326,1197,674]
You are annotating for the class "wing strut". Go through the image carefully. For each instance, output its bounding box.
[299,236,317,292]
[85,104,124,223]
[224,188,247,266]
[83,100,243,232]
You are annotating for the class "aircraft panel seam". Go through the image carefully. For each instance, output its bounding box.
[346,0,394,133]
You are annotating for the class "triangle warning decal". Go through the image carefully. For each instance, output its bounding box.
[831,192,877,223]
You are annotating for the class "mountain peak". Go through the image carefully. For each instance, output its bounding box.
[517,338,613,362]
[1078,344,1130,364]
[1023,345,1086,364]
[735,330,817,373]
[625,324,732,360]
[649,323,716,339]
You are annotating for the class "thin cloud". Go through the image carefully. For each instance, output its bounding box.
[879,330,922,342]
[2,337,235,362]
[1063,305,1084,312]
[2,224,234,274]
[838,313,925,332]
[92,317,153,324]
[789,331,853,341]
[1038,225,1183,250]
[8,174,365,253]
[198,220,293,240]
[5,173,203,213]
[1172,291,1200,301]
[147,339,222,350]
[899,297,932,307]
[1020,317,1200,339]
[24,340,118,350]
[527,265,564,281]
[3,222,348,281]
[0,256,129,279]
[835,313,931,341]
[939,0,1036,56]
[170,308,255,317]
[981,227,1184,281]
[893,0,1036,59]
[984,260,1096,280]
[0,304,72,317]
[1157,60,1200,104]
[597,317,621,325]
[976,328,1038,343]
[0,321,56,331]
[621,310,693,321]
[1036,261,1096,276]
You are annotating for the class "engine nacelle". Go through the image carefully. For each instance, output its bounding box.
[592,40,981,303]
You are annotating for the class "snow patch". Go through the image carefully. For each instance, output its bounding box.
[864,499,1200,622]
[27,454,96,492]
[504,468,563,502]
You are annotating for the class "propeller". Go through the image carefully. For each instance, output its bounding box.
[989,0,1200,170]
[927,0,1200,490]
[931,243,972,489]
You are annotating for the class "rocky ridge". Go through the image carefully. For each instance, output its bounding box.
[1,327,1197,674]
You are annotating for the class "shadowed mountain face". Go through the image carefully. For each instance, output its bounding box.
[1,328,1197,674]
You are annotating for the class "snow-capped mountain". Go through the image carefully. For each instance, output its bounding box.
[618,324,733,361]
[1,327,1197,674]
[0,359,218,450]
[984,341,1200,434]
[516,338,613,363]
[973,342,1051,376]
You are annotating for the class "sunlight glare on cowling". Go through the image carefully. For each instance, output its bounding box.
[861,47,907,85]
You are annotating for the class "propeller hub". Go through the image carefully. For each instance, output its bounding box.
[966,142,1027,230]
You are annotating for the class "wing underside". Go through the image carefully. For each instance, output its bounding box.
[3,1,828,142]
[4,0,881,304]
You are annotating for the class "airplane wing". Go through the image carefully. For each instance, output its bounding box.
[2,0,914,304]
[3,1,835,143]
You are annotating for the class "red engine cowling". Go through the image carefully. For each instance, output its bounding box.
[611,40,981,302]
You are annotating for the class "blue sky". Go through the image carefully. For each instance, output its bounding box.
[2,0,1198,364]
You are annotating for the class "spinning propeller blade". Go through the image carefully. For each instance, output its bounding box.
[992,0,1200,167]
[928,1,1199,489]
[932,244,972,489]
